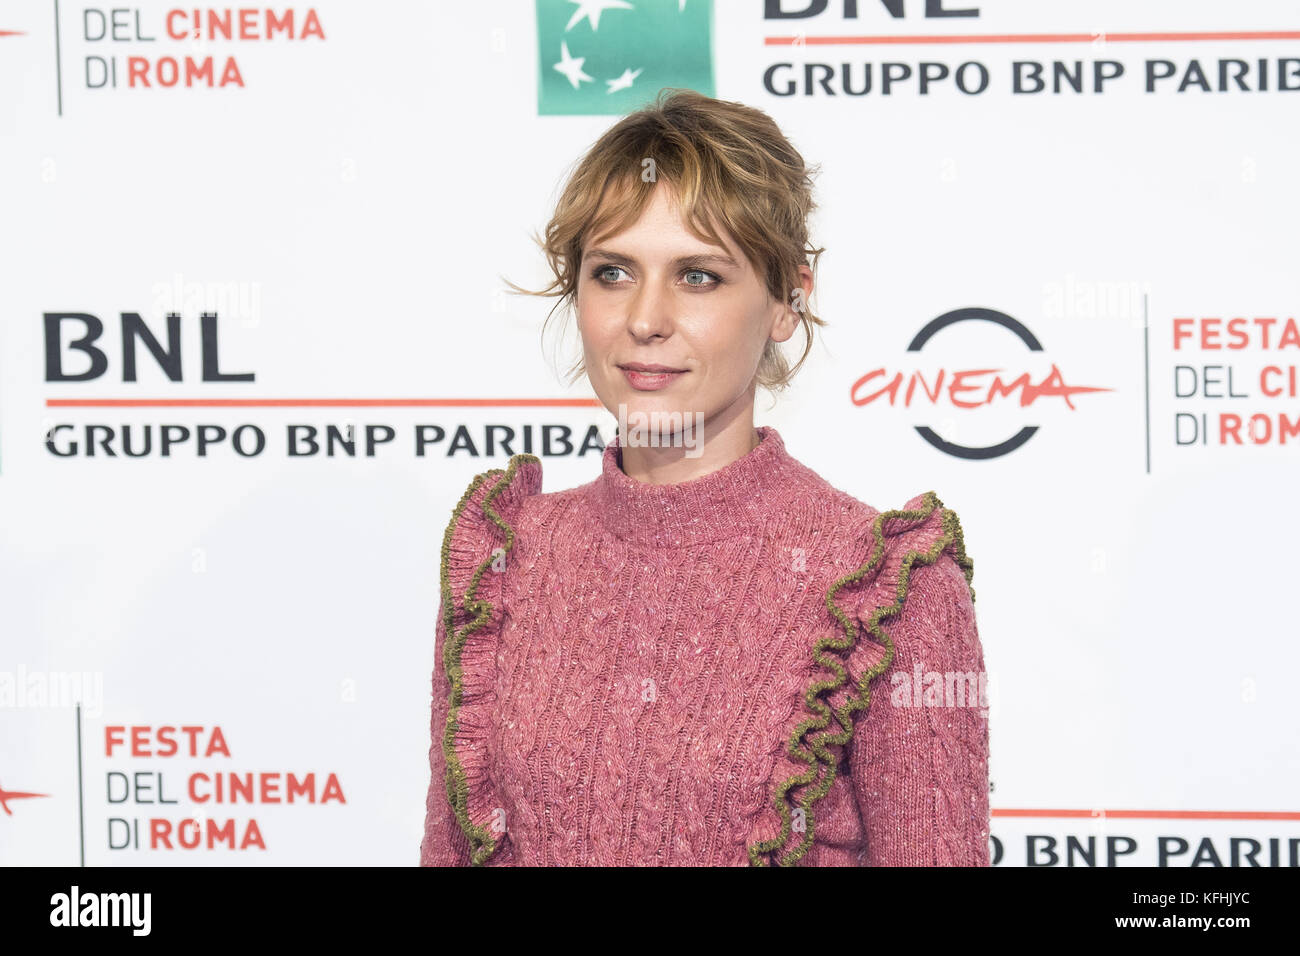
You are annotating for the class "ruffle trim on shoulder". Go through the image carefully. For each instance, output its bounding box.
[745,490,974,867]
[439,453,542,866]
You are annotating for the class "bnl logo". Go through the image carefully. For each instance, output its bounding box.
[537,0,714,115]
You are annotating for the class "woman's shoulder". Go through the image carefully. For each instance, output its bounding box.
[438,453,545,617]
[782,455,975,598]
[854,488,974,601]
[441,453,545,541]
[839,487,975,614]
[791,471,978,667]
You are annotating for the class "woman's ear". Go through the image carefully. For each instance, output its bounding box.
[770,301,799,345]
[771,264,813,344]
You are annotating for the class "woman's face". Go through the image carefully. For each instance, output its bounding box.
[576,183,804,439]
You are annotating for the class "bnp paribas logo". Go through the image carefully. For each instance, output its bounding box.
[537,0,715,115]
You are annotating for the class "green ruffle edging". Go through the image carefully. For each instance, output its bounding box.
[746,490,975,866]
[439,454,539,866]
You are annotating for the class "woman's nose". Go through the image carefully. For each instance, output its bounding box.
[626,281,674,340]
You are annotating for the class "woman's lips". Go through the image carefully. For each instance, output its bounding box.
[619,367,686,391]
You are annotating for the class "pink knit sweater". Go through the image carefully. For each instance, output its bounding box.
[419,425,989,866]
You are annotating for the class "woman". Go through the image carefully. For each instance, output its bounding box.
[420,89,989,867]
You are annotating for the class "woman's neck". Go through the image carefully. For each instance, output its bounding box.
[595,424,799,548]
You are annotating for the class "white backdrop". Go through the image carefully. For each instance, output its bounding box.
[1,0,1297,866]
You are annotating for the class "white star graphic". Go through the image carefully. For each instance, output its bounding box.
[606,67,643,93]
[565,0,634,32]
[553,40,594,89]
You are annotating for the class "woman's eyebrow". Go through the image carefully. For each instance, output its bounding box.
[584,248,740,269]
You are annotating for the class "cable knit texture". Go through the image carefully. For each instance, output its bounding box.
[419,425,990,867]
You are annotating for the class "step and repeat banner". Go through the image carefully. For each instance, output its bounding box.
[1,0,1297,866]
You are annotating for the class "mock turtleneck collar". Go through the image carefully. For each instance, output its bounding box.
[595,425,798,548]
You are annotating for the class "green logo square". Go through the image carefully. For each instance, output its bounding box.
[536,0,715,115]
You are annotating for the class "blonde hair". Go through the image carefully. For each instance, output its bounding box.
[506,87,827,394]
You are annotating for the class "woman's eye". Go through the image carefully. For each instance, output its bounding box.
[591,265,720,288]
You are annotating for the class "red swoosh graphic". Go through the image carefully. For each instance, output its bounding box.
[0,783,52,815]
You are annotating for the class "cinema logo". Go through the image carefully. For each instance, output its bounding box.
[850,307,1112,459]
[104,724,346,852]
[80,7,324,91]
[1172,315,1300,448]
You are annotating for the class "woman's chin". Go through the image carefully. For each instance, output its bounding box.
[613,397,697,419]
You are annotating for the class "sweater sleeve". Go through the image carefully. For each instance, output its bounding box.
[849,550,990,866]
[417,454,543,867]
[419,605,472,866]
